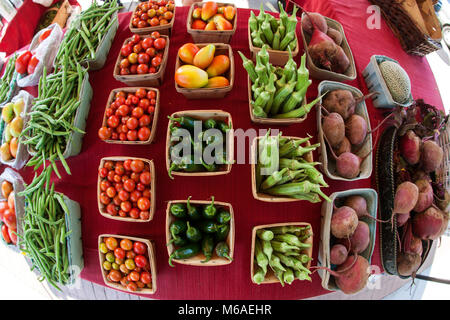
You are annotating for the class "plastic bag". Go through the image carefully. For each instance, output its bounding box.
[0,90,34,169]
[32,0,54,7]
[17,23,63,87]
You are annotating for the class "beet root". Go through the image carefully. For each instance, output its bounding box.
[344,195,368,218]
[327,27,343,45]
[301,12,328,34]
[332,45,350,74]
[331,206,359,239]
[397,252,421,277]
[399,130,421,165]
[413,179,433,213]
[323,90,356,120]
[349,221,370,254]
[396,211,410,227]
[322,112,345,148]
[330,244,348,265]
[336,152,361,179]
[412,206,445,240]
[393,181,419,215]
[346,114,368,146]
[335,255,370,294]
[334,136,351,156]
[421,140,443,173]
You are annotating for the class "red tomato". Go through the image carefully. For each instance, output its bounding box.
[3,210,16,229]
[15,51,32,74]
[115,164,125,176]
[100,180,110,191]
[150,17,159,26]
[135,88,146,99]
[117,104,130,117]
[118,190,129,202]
[114,247,126,260]
[131,160,145,173]
[140,211,150,220]
[39,29,52,42]
[120,68,130,76]
[107,115,120,128]
[130,190,142,202]
[151,31,160,39]
[121,44,132,57]
[130,95,139,105]
[124,179,136,192]
[145,47,156,58]
[131,107,144,119]
[136,182,145,192]
[137,53,150,64]
[113,196,121,206]
[137,64,149,74]
[127,282,138,291]
[105,237,118,250]
[133,43,142,53]
[137,20,148,28]
[98,127,112,140]
[99,167,108,179]
[151,56,162,67]
[137,197,150,211]
[106,203,118,216]
[129,271,140,282]
[107,171,115,182]
[100,192,111,205]
[153,38,166,50]
[133,241,147,255]
[130,64,138,74]
[139,172,151,185]
[126,117,139,130]
[139,115,151,127]
[120,201,132,213]
[130,34,141,45]
[140,271,152,284]
[148,106,155,114]
[27,56,39,74]
[120,58,130,69]
[8,228,17,245]
[141,38,153,50]
[1,224,11,244]
[127,130,138,141]
[138,127,151,141]
[135,255,148,268]
[130,172,141,183]
[124,159,132,171]
[109,270,122,282]
[138,98,150,109]
[147,90,156,100]
[132,17,140,27]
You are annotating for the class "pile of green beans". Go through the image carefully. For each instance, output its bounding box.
[253,225,313,285]
[20,63,87,182]
[0,54,18,104]
[19,183,72,289]
[54,0,121,69]
[255,130,330,202]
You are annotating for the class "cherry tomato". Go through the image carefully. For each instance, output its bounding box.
[135,88,147,99]
[131,160,145,173]
[107,115,120,128]
[121,44,132,57]
[145,47,156,57]
[104,161,114,170]
[130,190,142,202]
[120,239,133,251]
[151,56,162,67]
[127,282,138,292]
[127,250,136,259]
[135,255,148,268]
[130,172,141,183]
[15,50,32,74]
[133,43,142,53]
[130,34,141,45]
[150,17,159,26]
[120,201,132,213]
[137,64,149,74]
[130,64,138,74]
[136,182,145,192]
[120,68,130,76]
[100,192,110,205]
[137,197,151,211]
[120,264,130,275]
[130,95,139,105]
[126,117,139,130]
[99,168,108,179]
[109,270,122,282]
[129,208,140,219]
[140,211,150,220]
[1,225,11,244]
[124,159,132,171]
[140,271,152,284]
[115,165,125,176]
[107,171,115,182]
[131,107,143,119]
[148,66,156,74]
[119,210,127,217]
[151,31,160,39]
[132,17,140,27]
[148,106,155,114]
[137,20,148,28]
[120,58,130,69]
[114,247,126,260]
[138,53,150,64]
[139,171,151,185]
[133,242,147,255]
[153,38,166,50]
[147,90,156,100]
[129,271,140,282]
[138,98,150,109]
[113,174,122,183]
[125,258,136,270]
[141,38,153,50]
[106,203,118,216]
[128,52,138,64]
[118,190,129,202]
[117,105,129,117]
[105,237,118,250]
[127,130,138,141]
[138,127,151,141]
[124,179,136,192]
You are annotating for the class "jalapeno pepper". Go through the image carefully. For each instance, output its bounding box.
[215,241,233,261]
[167,235,188,247]
[204,118,216,129]
[197,220,217,233]
[169,220,187,239]
[168,156,205,179]
[168,243,201,267]
[216,210,231,224]
[186,196,202,220]
[170,203,187,219]
[202,196,217,219]
[186,221,202,242]
[168,115,197,131]
[217,120,231,134]
[215,224,230,242]
[200,235,215,263]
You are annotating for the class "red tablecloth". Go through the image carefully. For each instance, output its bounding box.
[11,1,443,300]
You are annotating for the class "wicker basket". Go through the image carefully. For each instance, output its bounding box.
[369,0,442,56]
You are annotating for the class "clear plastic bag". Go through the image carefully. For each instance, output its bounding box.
[0,90,34,169]
[32,0,54,7]
[17,23,63,87]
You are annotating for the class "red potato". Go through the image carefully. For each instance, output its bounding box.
[331,206,359,239]
[345,114,367,146]
[412,206,445,240]
[335,255,370,294]
[322,112,345,148]
[421,140,443,173]
[330,244,348,265]
[399,130,421,165]
[413,179,433,213]
[349,221,370,254]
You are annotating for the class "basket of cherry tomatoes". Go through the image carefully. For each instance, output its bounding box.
[0,180,19,247]
[97,157,155,222]
[98,88,159,144]
[113,33,169,87]
[98,234,157,294]
[129,0,176,36]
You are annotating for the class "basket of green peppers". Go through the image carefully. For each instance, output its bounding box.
[251,130,331,203]
[251,222,313,286]
[166,196,234,266]
[166,110,233,178]
[248,3,299,66]
[240,45,324,125]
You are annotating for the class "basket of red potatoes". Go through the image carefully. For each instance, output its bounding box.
[114,33,169,87]
[187,2,236,43]
[129,0,176,35]
[98,87,159,144]
[98,235,157,294]
[175,43,234,99]
[97,157,155,222]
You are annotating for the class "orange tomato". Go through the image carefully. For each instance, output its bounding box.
[205,76,230,88]
[193,44,215,69]
[7,192,14,212]
[223,5,236,21]
[214,15,233,31]
[175,65,209,88]
[192,7,201,19]
[191,19,206,30]
[1,181,12,199]
[178,43,199,64]
[206,55,230,77]
[201,1,218,21]
[204,21,216,30]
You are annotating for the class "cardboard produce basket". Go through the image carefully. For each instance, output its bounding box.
[300,13,356,81]
[250,135,314,202]
[175,43,234,99]
[166,199,234,266]
[113,35,169,87]
[166,110,234,177]
[101,87,160,144]
[316,81,372,181]
[97,157,156,222]
[186,3,237,43]
[129,6,176,36]
[250,222,313,284]
[248,18,299,66]
[318,188,377,291]
[98,234,157,294]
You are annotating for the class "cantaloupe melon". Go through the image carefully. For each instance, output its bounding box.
[379,61,411,104]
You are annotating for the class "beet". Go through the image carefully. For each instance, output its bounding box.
[412,206,445,240]
[399,130,421,165]
[322,112,345,148]
[413,179,433,213]
[327,27,343,45]
[323,90,356,120]
[331,206,358,239]
[332,45,350,74]
[344,195,368,218]
[345,114,367,146]
[397,252,421,277]
[301,12,328,34]
[396,211,410,227]
[409,236,423,256]
[349,221,370,254]
[330,244,348,265]
[334,137,351,156]
[335,152,362,179]
[335,255,370,294]
[393,181,419,215]
[421,140,443,173]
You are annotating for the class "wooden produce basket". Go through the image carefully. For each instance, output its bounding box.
[316,81,372,181]
[129,6,176,36]
[113,35,169,87]
[369,0,442,56]
[101,87,160,144]
[250,135,314,202]
[186,3,237,43]
[247,76,307,125]
[166,199,235,266]
[97,157,156,222]
[248,18,299,66]
[175,43,234,99]
[300,13,356,81]
[98,234,157,294]
[250,222,313,284]
[166,110,234,177]
[318,188,378,291]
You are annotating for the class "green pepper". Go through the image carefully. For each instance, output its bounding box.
[217,120,231,134]
[216,210,231,224]
[204,118,216,129]
[215,241,232,261]
[198,220,217,234]
[169,220,187,239]
[168,243,201,267]
[168,115,197,131]
[169,236,188,247]
[168,156,205,179]
[215,224,230,242]
[202,196,217,219]
[201,235,215,263]
[170,203,187,219]
[186,196,202,220]
[186,222,202,242]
